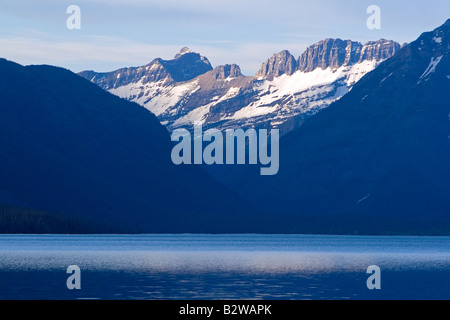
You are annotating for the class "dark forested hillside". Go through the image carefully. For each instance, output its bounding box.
[0,59,256,233]
[223,20,450,234]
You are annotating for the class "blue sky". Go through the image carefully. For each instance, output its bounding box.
[0,0,449,75]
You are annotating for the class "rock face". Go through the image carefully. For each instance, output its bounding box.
[79,39,400,135]
[359,40,400,62]
[210,64,243,80]
[298,39,400,72]
[298,39,360,72]
[256,50,298,78]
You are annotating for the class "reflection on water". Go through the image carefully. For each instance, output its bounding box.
[0,235,449,299]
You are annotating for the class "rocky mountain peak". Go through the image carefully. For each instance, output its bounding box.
[297,38,400,72]
[210,64,243,80]
[174,47,193,59]
[79,37,401,137]
[160,50,213,82]
[79,48,213,90]
[298,38,361,72]
[256,50,297,78]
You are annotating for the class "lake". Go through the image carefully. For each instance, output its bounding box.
[0,234,448,300]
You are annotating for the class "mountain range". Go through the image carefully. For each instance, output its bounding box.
[0,19,449,234]
[79,39,400,135]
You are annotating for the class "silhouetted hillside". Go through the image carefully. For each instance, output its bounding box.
[0,59,256,233]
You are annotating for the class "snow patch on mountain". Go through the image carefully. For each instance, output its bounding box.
[419,55,443,82]
[224,60,380,121]
[173,103,213,126]
[229,104,280,120]
[380,72,394,84]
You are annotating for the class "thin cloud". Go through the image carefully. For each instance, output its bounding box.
[0,35,311,75]
[1,0,449,74]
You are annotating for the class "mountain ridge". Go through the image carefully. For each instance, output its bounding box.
[79,48,213,90]
[222,19,450,231]
[0,58,261,233]
[79,39,400,135]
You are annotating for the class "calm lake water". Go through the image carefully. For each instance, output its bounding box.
[0,234,448,300]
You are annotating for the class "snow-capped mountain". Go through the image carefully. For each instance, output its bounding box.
[224,19,450,233]
[80,39,400,134]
